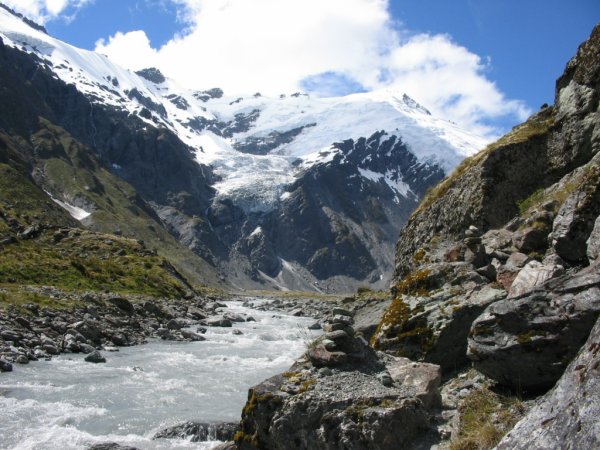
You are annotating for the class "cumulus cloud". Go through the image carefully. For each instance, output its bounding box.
[91,0,530,137]
[2,0,92,23]
[6,0,531,137]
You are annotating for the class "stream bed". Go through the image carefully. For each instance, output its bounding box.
[0,300,318,449]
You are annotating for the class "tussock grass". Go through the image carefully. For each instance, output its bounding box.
[450,387,525,450]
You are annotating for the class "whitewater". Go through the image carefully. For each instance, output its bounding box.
[0,301,320,449]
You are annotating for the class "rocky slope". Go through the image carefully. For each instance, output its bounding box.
[232,24,600,450]
[371,23,600,389]
[0,4,486,291]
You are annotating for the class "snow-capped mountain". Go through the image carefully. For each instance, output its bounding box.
[0,4,488,291]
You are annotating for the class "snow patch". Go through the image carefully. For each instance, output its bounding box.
[45,191,91,221]
[358,168,412,197]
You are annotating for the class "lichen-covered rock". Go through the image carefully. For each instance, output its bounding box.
[588,215,600,262]
[551,166,600,263]
[235,355,440,450]
[468,261,600,391]
[495,316,600,450]
[371,263,506,372]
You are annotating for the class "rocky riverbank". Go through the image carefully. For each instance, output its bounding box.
[0,287,346,374]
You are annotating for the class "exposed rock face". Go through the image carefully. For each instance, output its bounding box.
[202,131,446,292]
[468,261,600,391]
[235,355,441,450]
[154,421,239,442]
[394,24,600,280]
[378,25,600,381]
[495,316,600,449]
[371,261,507,372]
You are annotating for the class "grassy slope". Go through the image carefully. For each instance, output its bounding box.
[0,119,222,294]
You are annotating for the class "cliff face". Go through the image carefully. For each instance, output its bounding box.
[394,25,600,280]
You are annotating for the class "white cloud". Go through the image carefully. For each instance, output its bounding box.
[92,0,530,137]
[95,31,159,71]
[2,0,92,23]
[6,0,531,137]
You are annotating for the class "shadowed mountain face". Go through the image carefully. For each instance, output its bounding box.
[0,6,485,292]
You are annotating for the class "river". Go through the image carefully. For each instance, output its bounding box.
[0,299,319,449]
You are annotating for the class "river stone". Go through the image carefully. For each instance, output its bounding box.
[154,421,238,442]
[88,444,140,450]
[111,333,128,346]
[181,330,206,341]
[166,319,183,330]
[496,316,600,450]
[85,350,106,363]
[0,359,13,372]
[1,329,22,342]
[107,297,134,314]
[468,260,600,391]
[187,306,207,320]
[72,320,103,345]
[205,317,233,327]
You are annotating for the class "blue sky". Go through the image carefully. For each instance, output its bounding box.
[6,0,598,137]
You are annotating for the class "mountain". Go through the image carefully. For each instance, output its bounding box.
[234,24,600,450]
[0,4,486,292]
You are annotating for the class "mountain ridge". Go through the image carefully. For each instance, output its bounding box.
[0,4,487,291]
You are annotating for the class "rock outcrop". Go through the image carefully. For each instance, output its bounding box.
[468,260,600,391]
[235,353,441,450]
[374,25,600,386]
[495,316,600,449]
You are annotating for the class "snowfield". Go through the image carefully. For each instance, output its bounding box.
[0,6,489,213]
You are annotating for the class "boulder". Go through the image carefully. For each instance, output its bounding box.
[111,333,128,346]
[512,226,548,253]
[235,357,436,450]
[187,306,207,320]
[72,320,103,345]
[107,297,135,314]
[87,444,140,450]
[508,260,564,298]
[496,252,531,291]
[387,357,442,409]
[495,316,600,450]
[166,319,183,330]
[0,359,13,372]
[181,330,206,341]
[223,312,246,323]
[204,317,233,327]
[468,261,600,391]
[85,351,106,363]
